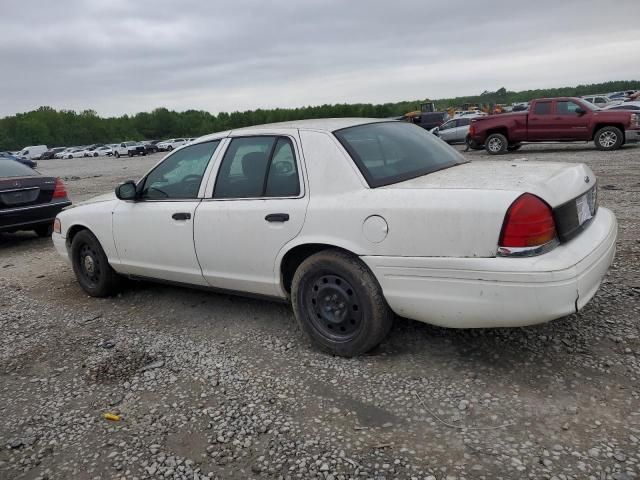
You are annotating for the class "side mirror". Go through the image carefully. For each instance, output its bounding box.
[115,180,137,200]
[575,107,586,115]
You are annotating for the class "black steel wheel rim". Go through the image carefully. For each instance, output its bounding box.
[304,274,363,342]
[78,243,102,286]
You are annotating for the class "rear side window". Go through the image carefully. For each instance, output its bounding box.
[457,118,471,127]
[556,101,582,115]
[0,159,38,177]
[533,102,552,115]
[334,121,463,188]
[213,136,300,199]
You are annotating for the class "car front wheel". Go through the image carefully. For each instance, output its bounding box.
[291,250,393,357]
[485,133,508,155]
[71,230,121,297]
[594,126,623,151]
[114,151,120,158]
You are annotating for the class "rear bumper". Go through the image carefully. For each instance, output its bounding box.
[0,201,71,232]
[624,129,640,143]
[362,207,617,328]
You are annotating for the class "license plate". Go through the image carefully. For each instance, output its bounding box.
[576,188,596,226]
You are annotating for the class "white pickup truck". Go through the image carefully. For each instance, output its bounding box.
[112,142,146,158]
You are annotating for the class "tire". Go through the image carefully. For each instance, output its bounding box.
[291,249,393,357]
[507,144,522,152]
[465,135,484,151]
[167,146,173,151]
[70,230,121,297]
[594,126,623,151]
[115,151,120,158]
[485,133,508,155]
[93,153,98,157]
[128,151,133,157]
[34,224,53,237]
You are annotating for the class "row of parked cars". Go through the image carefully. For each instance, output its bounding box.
[7,138,198,163]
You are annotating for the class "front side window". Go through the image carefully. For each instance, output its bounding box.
[334,121,464,188]
[533,102,551,115]
[141,141,219,200]
[213,136,300,199]
[556,101,582,115]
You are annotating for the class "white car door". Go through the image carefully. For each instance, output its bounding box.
[112,140,221,285]
[195,133,309,297]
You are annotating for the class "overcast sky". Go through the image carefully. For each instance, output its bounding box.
[1,0,639,118]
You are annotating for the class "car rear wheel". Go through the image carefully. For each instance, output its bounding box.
[485,133,508,155]
[167,146,173,151]
[594,126,623,151]
[291,250,393,357]
[128,151,133,157]
[71,230,121,297]
[34,224,53,237]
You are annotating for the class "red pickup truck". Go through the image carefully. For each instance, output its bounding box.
[468,97,640,154]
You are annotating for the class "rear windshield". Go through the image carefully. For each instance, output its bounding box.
[0,159,38,177]
[334,121,464,187]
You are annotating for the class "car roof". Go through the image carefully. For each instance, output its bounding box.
[195,118,393,143]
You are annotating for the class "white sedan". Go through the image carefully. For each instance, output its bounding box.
[52,119,617,356]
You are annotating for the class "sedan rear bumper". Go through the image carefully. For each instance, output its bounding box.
[0,200,71,232]
[362,207,617,328]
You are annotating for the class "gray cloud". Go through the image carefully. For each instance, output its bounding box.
[1,0,638,117]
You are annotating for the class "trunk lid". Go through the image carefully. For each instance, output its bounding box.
[0,176,56,210]
[384,160,594,208]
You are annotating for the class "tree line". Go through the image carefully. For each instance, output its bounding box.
[1,80,638,151]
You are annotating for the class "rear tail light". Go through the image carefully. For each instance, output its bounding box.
[53,178,68,199]
[469,121,476,136]
[498,193,557,257]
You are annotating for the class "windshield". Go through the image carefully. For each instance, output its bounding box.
[334,121,464,187]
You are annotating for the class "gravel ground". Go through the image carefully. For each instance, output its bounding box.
[0,143,639,480]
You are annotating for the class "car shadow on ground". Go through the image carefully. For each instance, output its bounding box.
[0,231,47,249]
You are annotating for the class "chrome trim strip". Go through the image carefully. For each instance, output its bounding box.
[0,200,71,214]
[497,238,559,257]
[0,186,40,194]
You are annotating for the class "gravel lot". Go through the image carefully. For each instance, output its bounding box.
[1,143,639,480]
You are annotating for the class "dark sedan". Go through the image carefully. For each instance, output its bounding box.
[0,158,71,236]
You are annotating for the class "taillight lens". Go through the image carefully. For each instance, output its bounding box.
[469,122,476,136]
[498,193,557,255]
[53,178,67,199]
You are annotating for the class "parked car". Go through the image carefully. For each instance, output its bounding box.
[602,101,640,111]
[89,145,114,157]
[1,157,71,236]
[157,138,188,151]
[41,147,67,160]
[53,118,616,357]
[0,151,38,169]
[113,142,146,158]
[581,95,616,108]
[15,145,48,160]
[431,115,482,144]
[55,147,77,159]
[64,148,87,159]
[143,140,161,154]
[468,97,640,154]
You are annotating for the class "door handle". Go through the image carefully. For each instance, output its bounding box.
[265,213,289,222]
[172,212,191,221]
